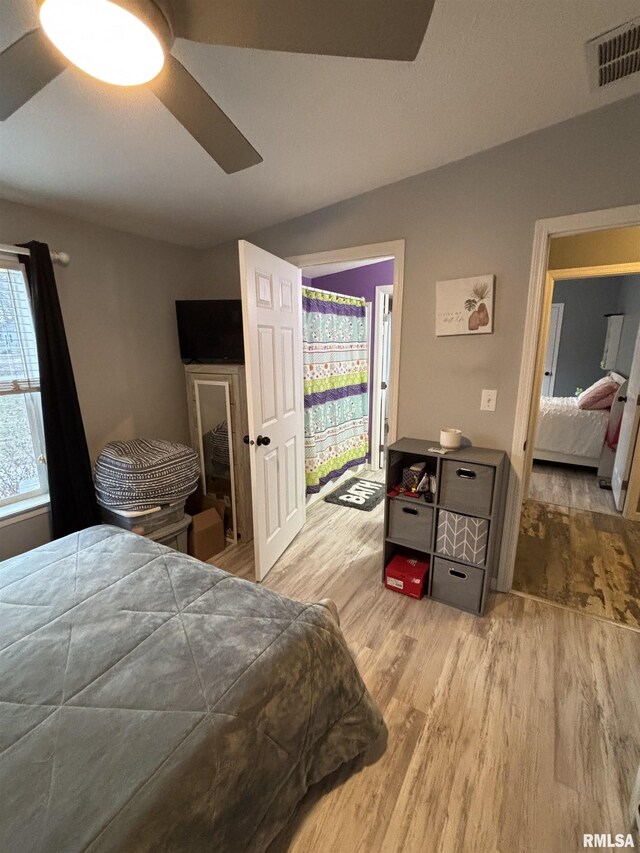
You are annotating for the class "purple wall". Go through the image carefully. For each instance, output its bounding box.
[304,259,394,459]
[312,259,394,301]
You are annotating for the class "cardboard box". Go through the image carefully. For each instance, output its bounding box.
[209,498,227,534]
[208,491,232,532]
[188,507,225,562]
[384,553,430,600]
[186,490,218,515]
[186,492,226,561]
[187,491,229,534]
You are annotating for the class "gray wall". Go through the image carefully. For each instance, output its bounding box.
[618,274,640,376]
[551,277,624,397]
[0,511,51,560]
[200,95,640,454]
[194,241,244,299]
[0,198,207,560]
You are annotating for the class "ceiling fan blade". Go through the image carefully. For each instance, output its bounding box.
[162,0,435,61]
[147,55,263,173]
[0,29,68,121]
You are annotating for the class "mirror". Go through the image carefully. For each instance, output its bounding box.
[194,380,235,539]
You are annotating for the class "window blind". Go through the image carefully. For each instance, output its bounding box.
[0,263,40,396]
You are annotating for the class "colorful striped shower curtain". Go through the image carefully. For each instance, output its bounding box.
[302,287,369,495]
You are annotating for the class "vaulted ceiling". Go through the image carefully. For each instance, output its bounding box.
[1,1,639,248]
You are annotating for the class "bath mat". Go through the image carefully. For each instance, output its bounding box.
[324,477,385,511]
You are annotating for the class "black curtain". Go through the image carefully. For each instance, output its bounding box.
[20,241,99,538]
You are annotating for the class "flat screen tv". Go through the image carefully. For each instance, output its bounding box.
[175,300,245,363]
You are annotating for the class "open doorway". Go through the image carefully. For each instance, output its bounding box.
[512,228,640,627]
[299,257,395,492]
[290,241,404,507]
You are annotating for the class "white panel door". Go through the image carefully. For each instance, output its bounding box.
[612,323,640,511]
[541,303,564,397]
[239,240,305,580]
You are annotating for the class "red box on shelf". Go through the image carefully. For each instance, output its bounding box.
[384,553,430,599]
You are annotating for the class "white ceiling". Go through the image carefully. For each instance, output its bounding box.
[1,1,640,249]
[302,257,394,279]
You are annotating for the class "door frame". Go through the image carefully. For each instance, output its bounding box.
[499,204,640,593]
[614,319,640,520]
[627,431,640,523]
[372,284,394,468]
[541,302,564,397]
[287,239,405,447]
[521,263,640,502]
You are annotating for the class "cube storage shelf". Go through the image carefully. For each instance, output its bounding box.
[383,438,507,615]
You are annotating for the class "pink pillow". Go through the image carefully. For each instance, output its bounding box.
[577,378,618,410]
[586,389,616,410]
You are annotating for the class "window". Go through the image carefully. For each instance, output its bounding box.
[0,257,48,508]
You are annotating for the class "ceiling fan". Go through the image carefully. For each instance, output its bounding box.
[0,0,435,174]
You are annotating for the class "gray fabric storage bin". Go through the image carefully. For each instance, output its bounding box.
[439,460,494,517]
[388,498,433,550]
[436,509,489,567]
[431,557,484,614]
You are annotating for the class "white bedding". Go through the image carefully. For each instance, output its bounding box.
[535,396,609,459]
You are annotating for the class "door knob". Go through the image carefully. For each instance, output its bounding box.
[256,435,271,447]
[544,371,551,376]
[243,435,254,446]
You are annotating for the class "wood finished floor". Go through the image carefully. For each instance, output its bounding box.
[529,461,619,516]
[514,499,640,629]
[211,482,640,852]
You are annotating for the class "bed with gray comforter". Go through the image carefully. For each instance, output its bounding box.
[0,525,384,852]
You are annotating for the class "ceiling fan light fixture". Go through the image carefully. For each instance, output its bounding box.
[39,0,169,86]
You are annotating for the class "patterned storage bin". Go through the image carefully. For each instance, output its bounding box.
[435,510,489,567]
[95,439,200,511]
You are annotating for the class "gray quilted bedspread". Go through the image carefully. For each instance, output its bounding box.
[0,526,384,852]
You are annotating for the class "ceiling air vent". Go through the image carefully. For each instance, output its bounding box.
[586,18,640,89]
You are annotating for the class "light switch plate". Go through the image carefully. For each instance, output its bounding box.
[481,389,497,411]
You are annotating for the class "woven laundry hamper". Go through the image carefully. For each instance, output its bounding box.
[95,439,199,511]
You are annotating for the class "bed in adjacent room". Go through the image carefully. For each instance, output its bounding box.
[0,526,384,852]
[533,373,627,468]
[534,395,611,467]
